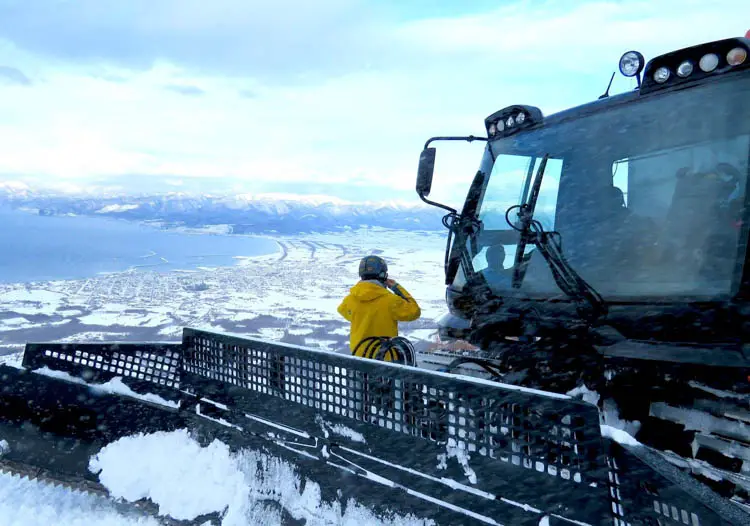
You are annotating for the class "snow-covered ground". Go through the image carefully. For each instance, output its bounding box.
[0,228,446,355]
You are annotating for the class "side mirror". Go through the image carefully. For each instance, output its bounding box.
[416,148,436,198]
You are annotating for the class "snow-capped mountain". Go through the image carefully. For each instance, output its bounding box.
[0,182,446,233]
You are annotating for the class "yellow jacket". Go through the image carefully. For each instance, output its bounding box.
[337,280,421,359]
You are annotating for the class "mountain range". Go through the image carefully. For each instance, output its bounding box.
[0,181,446,234]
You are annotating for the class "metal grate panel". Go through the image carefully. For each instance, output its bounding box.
[182,329,605,487]
[23,342,183,389]
[181,330,748,525]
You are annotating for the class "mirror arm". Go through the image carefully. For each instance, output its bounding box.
[424,135,487,149]
[419,193,457,215]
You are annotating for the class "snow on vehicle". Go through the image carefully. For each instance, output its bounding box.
[415,34,750,514]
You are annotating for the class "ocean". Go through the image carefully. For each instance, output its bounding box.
[0,208,278,284]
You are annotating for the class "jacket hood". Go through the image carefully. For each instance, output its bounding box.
[350,280,389,302]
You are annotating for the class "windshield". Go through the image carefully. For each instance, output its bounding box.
[464,76,750,300]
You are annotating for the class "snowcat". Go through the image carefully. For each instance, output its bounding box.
[0,36,749,526]
[416,34,750,515]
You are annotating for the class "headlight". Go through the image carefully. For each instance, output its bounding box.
[699,53,719,72]
[653,67,671,83]
[619,51,644,77]
[727,47,747,66]
[676,61,694,77]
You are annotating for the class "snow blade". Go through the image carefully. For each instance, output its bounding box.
[0,330,746,525]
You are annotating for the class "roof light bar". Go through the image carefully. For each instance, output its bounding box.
[699,53,719,72]
[640,36,750,93]
[676,61,693,77]
[727,47,747,66]
[653,66,671,83]
[484,105,543,139]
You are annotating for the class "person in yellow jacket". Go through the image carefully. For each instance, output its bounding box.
[337,255,421,361]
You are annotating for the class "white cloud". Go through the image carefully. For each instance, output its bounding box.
[401,1,742,60]
[0,0,381,82]
[0,0,747,206]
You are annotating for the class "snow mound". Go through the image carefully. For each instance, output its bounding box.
[89,429,242,521]
[89,429,433,526]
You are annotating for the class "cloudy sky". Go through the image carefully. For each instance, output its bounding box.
[0,0,748,204]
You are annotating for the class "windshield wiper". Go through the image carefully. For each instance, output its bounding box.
[506,155,608,324]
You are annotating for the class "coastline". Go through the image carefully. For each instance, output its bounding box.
[0,211,283,285]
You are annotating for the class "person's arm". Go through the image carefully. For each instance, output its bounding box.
[337,296,353,321]
[386,279,421,321]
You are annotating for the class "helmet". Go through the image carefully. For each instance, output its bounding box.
[359,255,388,281]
